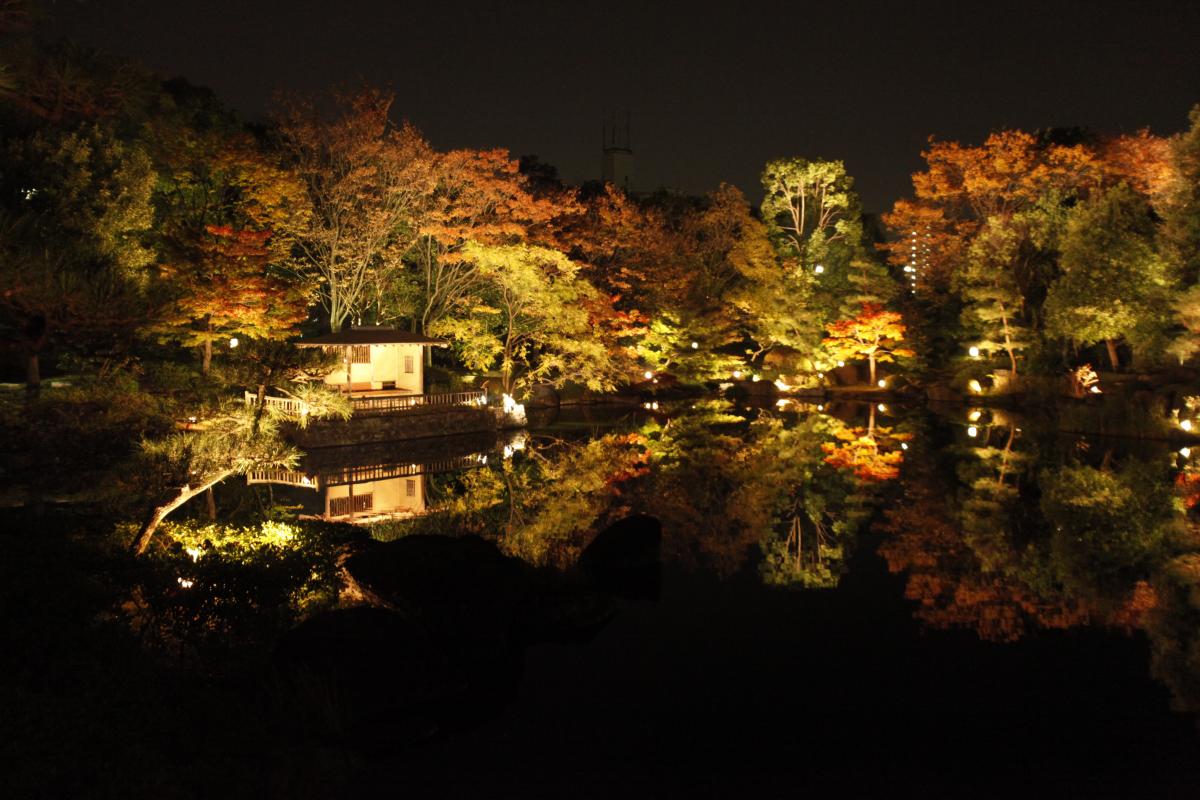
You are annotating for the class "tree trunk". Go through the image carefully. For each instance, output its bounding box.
[25,350,40,396]
[130,470,234,555]
[21,314,46,396]
[1105,339,1120,371]
[202,338,212,375]
[869,354,876,386]
[205,487,217,520]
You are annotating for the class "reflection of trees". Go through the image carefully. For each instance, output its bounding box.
[881,418,1190,645]
[1145,554,1200,713]
[878,462,1092,642]
[1041,460,1183,605]
[380,432,650,567]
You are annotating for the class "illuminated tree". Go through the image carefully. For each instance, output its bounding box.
[957,218,1030,376]
[1161,106,1200,284]
[272,87,435,331]
[405,148,560,337]
[1044,184,1172,370]
[822,303,914,384]
[760,157,862,270]
[151,225,308,373]
[432,242,618,395]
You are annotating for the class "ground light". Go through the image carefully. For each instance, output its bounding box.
[229,337,239,348]
[968,346,979,358]
[1181,419,1193,432]
[877,379,886,388]
[967,426,978,437]
[643,370,653,380]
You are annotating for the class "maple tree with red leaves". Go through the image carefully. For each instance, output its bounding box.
[822,303,914,384]
[151,225,307,373]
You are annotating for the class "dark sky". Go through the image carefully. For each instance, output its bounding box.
[40,0,1200,212]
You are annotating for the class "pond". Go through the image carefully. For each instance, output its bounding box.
[245,398,1200,795]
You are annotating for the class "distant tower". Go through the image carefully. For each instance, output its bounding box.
[601,112,634,191]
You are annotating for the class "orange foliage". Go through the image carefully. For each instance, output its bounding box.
[877,486,1093,642]
[881,130,1104,292]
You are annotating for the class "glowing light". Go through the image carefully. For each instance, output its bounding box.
[817,372,824,379]
[837,361,845,368]
[1181,447,1192,458]
[968,379,983,394]
[900,443,909,450]
[774,379,791,391]
[752,374,761,382]
[877,404,886,412]
[732,370,742,379]
[968,346,980,358]
[877,379,886,388]
[776,399,790,408]
[817,405,825,411]
[651,401,659,410]
[228,337,239,348]
[691,341,699,349]
[1089,386,1102,394]
[501,393,526,422]
[967,426,978,438]
[643,370,654,380]
[177,577,194,589]
[185,547,203,563]
[814,264,825,274]
[968,409,982,422]
[1182,419,1194,432]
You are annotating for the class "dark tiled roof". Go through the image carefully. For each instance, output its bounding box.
[296,326,448,347]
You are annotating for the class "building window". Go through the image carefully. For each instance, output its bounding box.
[350,345,371,364]
[330,493,373,517]
[406,479,416,497]
[404,354,414,374]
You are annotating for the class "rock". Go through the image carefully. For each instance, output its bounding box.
[579,514,663,600]
[273,606,465,748]
[527,383,560,408]
[343,535,526,651]
[514,570,616,646]
[926,384,963,404]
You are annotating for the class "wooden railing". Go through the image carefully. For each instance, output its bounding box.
[349,390,486,415]
[320,453,485,487]
[246,468,318,488]
[243,391,308,416]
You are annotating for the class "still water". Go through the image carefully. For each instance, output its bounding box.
[261,399,1200,795]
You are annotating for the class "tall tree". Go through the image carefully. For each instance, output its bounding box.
[1044,184,1172,370]
[150,225,308,373]
[431,242,617,395]
[760,157,862,272]
[272,87,434,331]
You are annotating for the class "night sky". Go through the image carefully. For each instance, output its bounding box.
[41,0,1200,212]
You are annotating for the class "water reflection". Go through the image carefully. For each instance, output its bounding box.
[240,399,1200,715]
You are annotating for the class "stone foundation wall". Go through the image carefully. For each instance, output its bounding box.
[289,405,497,448]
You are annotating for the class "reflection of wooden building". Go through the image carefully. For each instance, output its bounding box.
[247,431,502,524]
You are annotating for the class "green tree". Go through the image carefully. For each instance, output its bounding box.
[957,218,1031,376]
[1044,184,1172,370]
[432,242,618,395]
[760,157,863,271]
